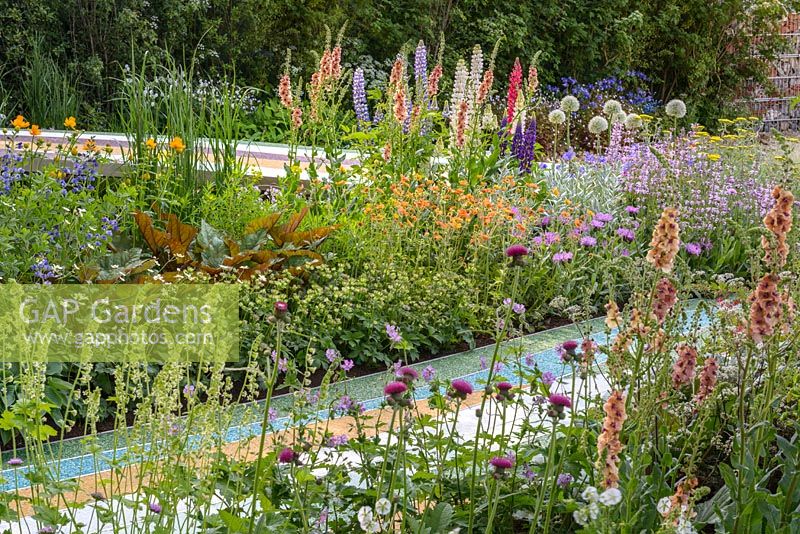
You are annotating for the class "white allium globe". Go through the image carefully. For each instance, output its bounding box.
[665,98,687,119]
[560,95,580,113]
[611,111,627,124]
[624,113,643,130]
[603,99,623,116]
[588,115,609,135]
[548,109,566,125]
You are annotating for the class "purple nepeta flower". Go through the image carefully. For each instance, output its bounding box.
[422,365,436,382]
[552,251,573,263]
[524,353,536,367]
[385,324,403,344]
[557,473,573,488]
[579,236,597,247]
[278,358,289,373]
[544,232,560,245]
[149,501,162,514]
[352,68,370,123]
[494,361,505,374]
[562,147,576,161]
[503,297,513,306]
[512,302,526,314]
[522,464,537,480]
[341,359,354,372]
[541,371,556,386]
[183,384,195,397]
[480,355,489,370]
[335,395,358,414]
[268,407,278,422]
[685,242,702,256]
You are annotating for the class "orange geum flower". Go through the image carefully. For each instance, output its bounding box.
[11,115,29,129]
[169,137,186,153]
[145,138,157,150]
[64,116,77,129]
[30,124,41,136]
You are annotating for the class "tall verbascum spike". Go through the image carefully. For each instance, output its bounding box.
[646,208,680,273]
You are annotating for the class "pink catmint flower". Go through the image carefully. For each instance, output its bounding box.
[341,359,354,372]
[386,324,403,344]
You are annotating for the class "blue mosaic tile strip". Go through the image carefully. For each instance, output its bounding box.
[0,305,711,492]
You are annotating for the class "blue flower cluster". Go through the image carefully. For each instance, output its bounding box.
[544,71,659,113]
[0,149,25,194]
[59,155,99,195]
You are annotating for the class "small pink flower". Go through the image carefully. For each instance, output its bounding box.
[278,447,298,464]
[450,379,473,399]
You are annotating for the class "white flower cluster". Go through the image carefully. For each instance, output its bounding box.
[357,498,391,533]
[657,497,698,534]
[572,486,622,526]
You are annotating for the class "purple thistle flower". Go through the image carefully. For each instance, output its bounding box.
[396,366,419,383]
[450,379,473,399]
[352,68,370,123]
[278,447,298,464]
[384,381,408,397]
[490,456,514,470]
[506,244,529,258]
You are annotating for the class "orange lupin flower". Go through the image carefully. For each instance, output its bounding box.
[476,69,494,104]
[596,390,627,488]
[646,208,680,273]
[427,64,443,98]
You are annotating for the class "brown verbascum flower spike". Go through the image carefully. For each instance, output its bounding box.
[646,208,680,273]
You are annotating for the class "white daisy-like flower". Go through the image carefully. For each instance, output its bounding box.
[560,95,580,113]
[665,98,687,118]
[656,496,672,515]
[624,113,643,130]
[512,509,535,521]
[375,498,391,516]
[581,486,599,502]
[588,116,608,135]
[548,109,566,125]
[598,487,622,506]
[603,99,623,116]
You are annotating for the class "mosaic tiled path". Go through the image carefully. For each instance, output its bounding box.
[0,300,711,499]
[9,129,359,183]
